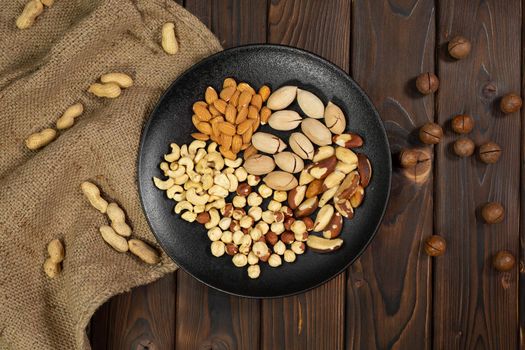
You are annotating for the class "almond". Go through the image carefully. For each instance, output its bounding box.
[267,86,297,110]
[225,104,237,123]
[263,171,298,191]
[287,185,307,209]
[220,86,236,101]
[230,90,240,107]
[236,107,248,124]
[205,87,218,104]
[324,101,346,134]
[273,152,304,173]
[237,119,253,135]
[237,82,256,95]
[220,134,232,149]
[191,132,209,141]
[209,104,222,116]
[301,118,332,146]
[259,85,271,101]
[218,122,236,136]
[193,104,212,121]
[223,78,237,89]
[251,115,261,132]
[314,204,334,231]
[268,110,302,131]
[297,89,324,118]
[333,133,363,148]
[232,135,242,154]
[289,132,314,160]
[242,126,253,144]
[244,154,276,175]
[252,132,287,154]
[248,105,259,120]
[306,235,343,253]
[322,212,343,238]
[196,121,212,135]
[213,99,227,114]
[251,94,263,110]
[260,106,271,125]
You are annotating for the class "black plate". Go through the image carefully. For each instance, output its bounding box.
[138,45,391,298]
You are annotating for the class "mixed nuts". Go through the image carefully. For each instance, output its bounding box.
[153,78,372,278]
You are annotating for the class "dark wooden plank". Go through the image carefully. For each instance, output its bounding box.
[91,273,177,349]
[261,1,350,349]
[175,271,260,349]
[521,3,525,346]
[173,1,266,349]
[346,0,435,348]
[434,1,521,349]
[185,0,267,48]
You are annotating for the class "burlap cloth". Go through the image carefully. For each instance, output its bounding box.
[0,0,221,348]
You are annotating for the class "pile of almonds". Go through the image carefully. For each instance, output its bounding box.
[154,78,372,279]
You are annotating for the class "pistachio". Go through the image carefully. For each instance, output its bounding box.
[301,118,332,146]
[268,110,302,131]
[324,101,346,134]
[243,154,276,175]
[263,171,299,191]
[297,89,324,118]
[289,132,315,160]
[273,152,304,173]
[251,132,287,154]
[266,86,297,110]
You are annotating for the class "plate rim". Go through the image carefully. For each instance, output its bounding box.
[137,43,392,298]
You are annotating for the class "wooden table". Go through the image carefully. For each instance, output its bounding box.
[90,0,522,348]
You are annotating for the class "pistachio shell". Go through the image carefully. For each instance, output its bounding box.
[268,110,302,131]
[301,118,332,146]
[266,86,297,110]
[243,154,276,175]
[289,132,314,160]
[251,132,287,154]
[273,152,304,173]
[324,101,346,134]
[297,89,324,118]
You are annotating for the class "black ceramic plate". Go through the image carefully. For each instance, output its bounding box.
[138,45,391,298]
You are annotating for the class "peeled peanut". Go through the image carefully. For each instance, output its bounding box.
[99,226,129,253]
[100,73,134,88]
[43,258,61,278]
[40,0,53,6]
[128,239,160,265]
[161,22,179,55]
[88,83,121,98]
[80,181,108,213]
[16,0,44,29]
[56,103,84,130]
[25,128,57,150]
[47,239,65,263]
[107,203,132,237]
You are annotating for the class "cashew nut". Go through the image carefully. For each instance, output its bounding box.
[207,142,218,153]
[226,173,238,192]
[16,0,44,29]
[223,167,235,175]
[205,209,220,229]
[153,176,175,190]
[194,148,207,163]
[80,181,108,213]
[180,144,189,158]
[106,203,132,237]
[189,140,206,155]
[165,143,181,162]
[201,174,214,190]
[161,22,179,55]
[205,199,226,211]
[214,173,230,189]
[88,83,121,98]
[178,157,194,172]
[208,185,229,198]
[173,192,186,202]
[187,170,201,182]
[193,205,205,214]
[186,188,209,206]
[160,162,170,173]
[174,201,193,214]
[196,158,209,174]
[100,73,134,88]
[234,167,248,182]
[208,195,221,202]
[174,174,189,185]
[207,152,225,171]
[56,103,84,130]
[225,158,242,168]
[181,211,196,222]
[167,166,185,179]
[166,185,184,199]
[25,128,57,150]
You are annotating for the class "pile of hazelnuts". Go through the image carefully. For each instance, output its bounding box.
[402,35,520,272]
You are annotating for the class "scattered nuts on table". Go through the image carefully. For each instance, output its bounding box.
[451,114,474,134]
[43,239,65,278]
[453,137,475,157]
[161,22,179,55]
[424,235,446,257]
[448,36,471,59]
[500,93,522,114]
[415,72,439,94]
[478,141,502,164]
[419,122,443,144]
[481,202,505,224]
[492,250,516,271]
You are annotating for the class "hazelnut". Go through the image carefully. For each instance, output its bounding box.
[196,212,211,224]
[451,114,474,134]
[265,231,278,246]
[273,190,288,202]
[478,142,501,164]
[284,217,295,231]
[232,230,244,245]
[220,230,233,244]
[399,149,419,168]
[270,222,285,234]
[268,254,282,267]
[262,210,275,224]
[248,206,262,221]
[416,72,439,94]
[258,184,273,198]
[221,203,234,217]
[253,241,269,257]
[210,241,225,257]
[283,249,296,263]
[291,241,305,255]
[273,241,286,255]
[229,220,241,232]
[302,217,314,231]
[247,174,261,186]
[236,183,252,197]
[280,231,295,244]
[249,227,262,241]
[247,192,263,207]
[424,235,446,257]
[268,200,282,212]
[290,220,306,236]
[481,202,504,224]
[232,253,248,267]
[239,215,254,229]
[500,93,522,114]
[232,195,247,208]
[273,211,285,223]
[247,251,259,265]
[492,250,515,271]
[225,243,238,256]
[234,167,248,182]
[247,264,260,279]
[419,122,443,144]
[232,208,246,221]
[256,221,269,234]
[281,206,293,217]
[219,217,232,231]
[453,138,475,157]
[207,227,222,241]
[448,36,471,59]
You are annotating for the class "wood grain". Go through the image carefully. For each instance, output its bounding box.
[90,273,176,349]
[346,0,435,348]
[261,1,350,349]
[434,1,520,349]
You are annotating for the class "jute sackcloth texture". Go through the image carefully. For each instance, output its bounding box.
[0,0,221,348]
